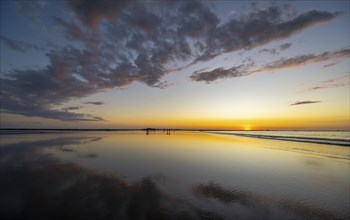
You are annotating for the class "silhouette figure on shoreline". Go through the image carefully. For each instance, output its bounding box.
[145,128,178,135]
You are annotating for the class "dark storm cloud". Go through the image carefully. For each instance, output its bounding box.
[84,102,104,105]
[290,101,321,106]
[2,1,344,121]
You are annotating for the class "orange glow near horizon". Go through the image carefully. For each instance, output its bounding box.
[96,115,350,130]
[3,110,348,130]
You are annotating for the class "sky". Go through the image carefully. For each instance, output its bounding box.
[0,0,349,130]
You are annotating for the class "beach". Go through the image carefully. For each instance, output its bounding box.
[0,130,349,220]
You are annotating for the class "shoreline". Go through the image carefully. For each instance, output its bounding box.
[1,129,349,147]
[205,131,350,147]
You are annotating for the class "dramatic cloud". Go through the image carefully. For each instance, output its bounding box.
[194,9,342,62]
[1,67,105,121]
[1,1,344,121]
[84,101,104,105]
[68,0,131,29]
[290,101,321,106]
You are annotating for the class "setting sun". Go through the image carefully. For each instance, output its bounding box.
[243,124,253,131]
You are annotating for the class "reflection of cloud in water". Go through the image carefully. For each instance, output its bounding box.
[193,181,252,205]
[0,135,347,220]
[0,136,102,163]
[61,148,75,152]
[78,153,98,158]
[192,182,343,220]
[0,156,218,219]
[0,137,218,219]
[81,137,103,144]
[303,156,323,167]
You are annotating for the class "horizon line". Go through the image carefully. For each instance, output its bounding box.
[0,128,349,132]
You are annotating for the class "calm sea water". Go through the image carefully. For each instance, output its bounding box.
[0,131,349,220]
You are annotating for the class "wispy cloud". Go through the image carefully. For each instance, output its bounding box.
[259,48,278,55]
[190,58,255,83]
[290,101,321,106]
[84,102,104,105]
[259,43,292,55]
[261,49,349,72]
[279,43,292,50]
[0,36,44,53]
[15,0,47,26]
[323,62,337,68]
[308,75,350,91]
[1,36,26,52]
[191,48,349,83]
[62,106,82,111]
